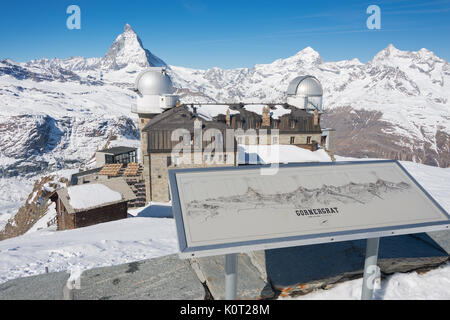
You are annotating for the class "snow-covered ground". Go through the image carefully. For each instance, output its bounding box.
[281,261,450,300]
[0,159,449,300]
[0,176,34,230]
[0,214,177,284]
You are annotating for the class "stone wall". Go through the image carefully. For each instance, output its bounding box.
[149,151,237,203]
[278,133,322,145]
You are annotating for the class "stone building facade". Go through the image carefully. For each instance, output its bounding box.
[140,103,331,203]
[141,106,238,203]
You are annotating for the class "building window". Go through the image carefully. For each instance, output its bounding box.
[273,121,279,129]
[290,119,296,129]
[167,156,172,167]
[105,155,114,164]
[290,137,295,144]
[307,136,311,144]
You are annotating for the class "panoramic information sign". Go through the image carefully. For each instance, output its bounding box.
[169,160,450,258]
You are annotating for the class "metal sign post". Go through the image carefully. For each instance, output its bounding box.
[225,253,238,300]
[361,237,380,300]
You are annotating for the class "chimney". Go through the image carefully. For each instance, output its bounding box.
[262,106,271,127]
[194,118,202,129]
[314,109,319,126]
[226,108,231,126]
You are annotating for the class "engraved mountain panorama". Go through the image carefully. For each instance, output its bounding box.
[185,179,411,222]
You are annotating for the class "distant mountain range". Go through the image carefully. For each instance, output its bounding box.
[0,24,449,180]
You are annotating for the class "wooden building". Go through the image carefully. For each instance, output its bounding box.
[50,178,136,230]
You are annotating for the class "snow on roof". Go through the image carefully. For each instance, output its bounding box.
[187,104,239,121]
[271,105,292,120]
[186,104,291,121]
[67,184,123,210]
[243,104,291,120]
[242,104,266,115]
[238,144,332,164]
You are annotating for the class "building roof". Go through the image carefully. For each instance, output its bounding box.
[70,167,103,185]
[142,103,321,135]
[97,146,137,155]
[142,106,229,132]
[51,178,136,214]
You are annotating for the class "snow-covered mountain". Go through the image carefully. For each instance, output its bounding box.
[0,23,449,184]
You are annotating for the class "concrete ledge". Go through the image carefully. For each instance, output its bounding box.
[0,232,448,300]
[263,233,449,296]
[0,272,69,300]
[74,255,205,300]
[194,253,275,300]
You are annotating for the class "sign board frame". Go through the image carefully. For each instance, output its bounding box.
[169,160,450,259]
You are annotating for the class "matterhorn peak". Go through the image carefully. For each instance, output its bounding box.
[100,24,166,71]
[124,23,136,34]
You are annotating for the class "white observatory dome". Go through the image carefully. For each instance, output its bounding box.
[287,75,324,112]
[132,67,179,115]
[287,75,323,96]
[135,68,174,96]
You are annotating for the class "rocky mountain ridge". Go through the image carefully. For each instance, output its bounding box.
[0,23,449,185]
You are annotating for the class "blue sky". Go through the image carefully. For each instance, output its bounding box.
[0,0,449,69]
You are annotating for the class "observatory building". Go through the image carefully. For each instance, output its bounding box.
[132,67,180,168]
[132,67,180,130]
[287,76,323,112]
[133,70,335,203]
